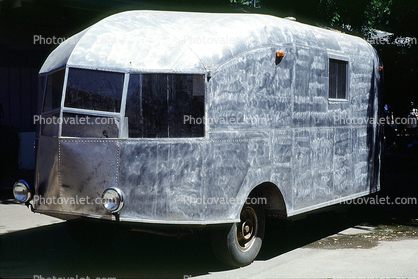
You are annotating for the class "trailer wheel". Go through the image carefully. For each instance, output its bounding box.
[211,203,265,267]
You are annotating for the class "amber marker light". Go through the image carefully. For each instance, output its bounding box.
[275,51,285,65]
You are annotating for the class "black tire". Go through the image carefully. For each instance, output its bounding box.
[211,203,265,267]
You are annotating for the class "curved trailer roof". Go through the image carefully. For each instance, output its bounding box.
[39,10,375,75]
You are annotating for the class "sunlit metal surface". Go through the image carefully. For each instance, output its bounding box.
[39,11,375,75]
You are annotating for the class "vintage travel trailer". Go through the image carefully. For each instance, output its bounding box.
[13,10,382,266]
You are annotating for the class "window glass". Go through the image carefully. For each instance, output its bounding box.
[329,59,348,99]
[38,75,46,102]
[126,74,205,138]
[65,68,124,112]
[43,70,65,112]
[61,113,119,138]
[40,112,60,137]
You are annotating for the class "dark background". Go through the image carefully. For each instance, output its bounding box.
[0,0,417,194]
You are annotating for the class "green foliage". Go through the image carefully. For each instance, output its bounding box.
[363,0,392,33]
[315,0,393,34]
[230,0,258,7]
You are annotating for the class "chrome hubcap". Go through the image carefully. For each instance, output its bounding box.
[236,207,258,250]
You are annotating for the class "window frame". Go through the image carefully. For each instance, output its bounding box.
[59,67,126,138]
[63,68,125,113]
[327,54,350,102]
[124,73,207,139]
[42,67,208,140]
[42,68,66,114]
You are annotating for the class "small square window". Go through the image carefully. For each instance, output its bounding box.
[329,59,348,99]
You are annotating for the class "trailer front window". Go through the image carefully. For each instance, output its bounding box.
[126,74,205,138]
[43,69,65,112]
[61,113,120,138]
[64,68,124,112]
